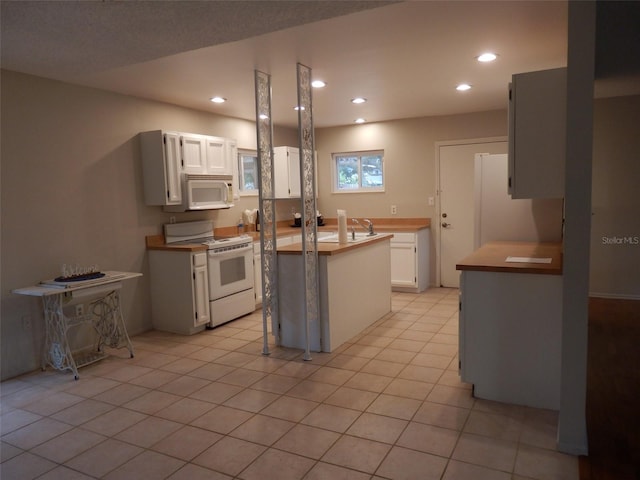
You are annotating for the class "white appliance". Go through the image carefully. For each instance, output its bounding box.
[164,220,255,328]
[164,174,234,212]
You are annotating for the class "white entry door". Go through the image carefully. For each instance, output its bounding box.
[438,141,507,287]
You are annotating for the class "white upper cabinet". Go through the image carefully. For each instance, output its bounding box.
[181,134,208,174]
[140,130,182,206]
[508,67,567,199]
[182,133,235,176]
[224,138,238,182]
[204,136,234,176]
[141,130,236,207]
[274,146,301,198]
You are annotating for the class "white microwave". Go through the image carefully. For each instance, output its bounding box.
[164,174,233,212]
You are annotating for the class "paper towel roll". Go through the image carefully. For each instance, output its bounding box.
[337,209,348,244]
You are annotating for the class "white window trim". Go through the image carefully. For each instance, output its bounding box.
[331,150,385,193]
[237,149,259,197]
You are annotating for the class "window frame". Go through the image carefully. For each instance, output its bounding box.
[237,149,259,196]
[331,149,385,193]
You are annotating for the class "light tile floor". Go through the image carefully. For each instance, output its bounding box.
[1,288,578,479]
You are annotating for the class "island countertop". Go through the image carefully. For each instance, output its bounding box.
[278,233,394,256]
[456,241,563,275]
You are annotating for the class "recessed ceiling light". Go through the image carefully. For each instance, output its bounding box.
[210,96,226,103]
[354,118,366,124]
[294,105,306,111]
[351,97,367,104]
[477,52,498,62]
[456,84,472,91]
[311,80,326,88]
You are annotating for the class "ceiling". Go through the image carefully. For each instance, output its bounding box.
[2,1,573,128]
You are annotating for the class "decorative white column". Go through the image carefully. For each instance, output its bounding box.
[254,70,277,355]
[296,63,319,361]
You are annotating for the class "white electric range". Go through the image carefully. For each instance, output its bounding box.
[164,220,255,328]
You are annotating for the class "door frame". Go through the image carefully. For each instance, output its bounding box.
[434,136,507,287]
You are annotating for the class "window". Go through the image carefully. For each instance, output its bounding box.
[332,150,384,192]
[237,149,258,196]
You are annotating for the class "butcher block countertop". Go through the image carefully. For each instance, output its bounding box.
[278,233,394,256]
[242,217,430,241]
[456,241,563,275]
[146,218,430,252]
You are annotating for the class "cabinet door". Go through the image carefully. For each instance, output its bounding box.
[390,242,416,287]
[163,133,183,205]
[274,147,301,198]
[273,147,290,198]
[181,134,207,174]
[254,251,262,305]
[192,253,210,327]
[508,68,566,199]
[204,136,231,175]
[288,147,301,197]
[226,139,239,197]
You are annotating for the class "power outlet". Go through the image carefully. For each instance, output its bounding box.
[75,304,84,317]
[22,315,32,330]
[391,205,397,215]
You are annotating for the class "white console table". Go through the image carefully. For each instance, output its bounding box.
[13,271,141,380]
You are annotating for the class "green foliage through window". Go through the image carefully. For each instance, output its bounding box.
[238,150,258,195]
[333,151,384,192]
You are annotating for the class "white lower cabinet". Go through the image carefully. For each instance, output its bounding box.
[390,229,429,292]
[459,270,562,410]
[149,250,210,335]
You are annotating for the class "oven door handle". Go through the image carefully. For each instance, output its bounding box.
[207,244,253,258]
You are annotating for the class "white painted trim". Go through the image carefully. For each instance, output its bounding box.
[434,136,507,287]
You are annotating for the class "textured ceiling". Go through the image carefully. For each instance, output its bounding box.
[0,1,580,127]
[1,0,392,77]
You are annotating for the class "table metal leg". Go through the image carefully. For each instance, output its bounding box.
[91,290,135,358]
[42,294,80,379]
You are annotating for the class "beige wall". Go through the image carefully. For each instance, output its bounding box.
[590,95,640,298]
[315,112,508,220]
[315,111,508,287]
[0,70,296,379]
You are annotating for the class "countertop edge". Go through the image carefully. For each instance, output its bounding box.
[456,241,563,275]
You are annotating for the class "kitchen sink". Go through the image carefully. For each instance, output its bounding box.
[317,232,378,243]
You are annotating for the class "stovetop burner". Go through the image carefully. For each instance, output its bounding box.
[164,220,252,249]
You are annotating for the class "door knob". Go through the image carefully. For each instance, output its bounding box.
[442,222,450,228]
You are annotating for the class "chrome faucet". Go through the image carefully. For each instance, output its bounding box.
[352,218,375,236]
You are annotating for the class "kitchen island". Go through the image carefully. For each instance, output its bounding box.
[276,233,393,353]
[456,242,563,410]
